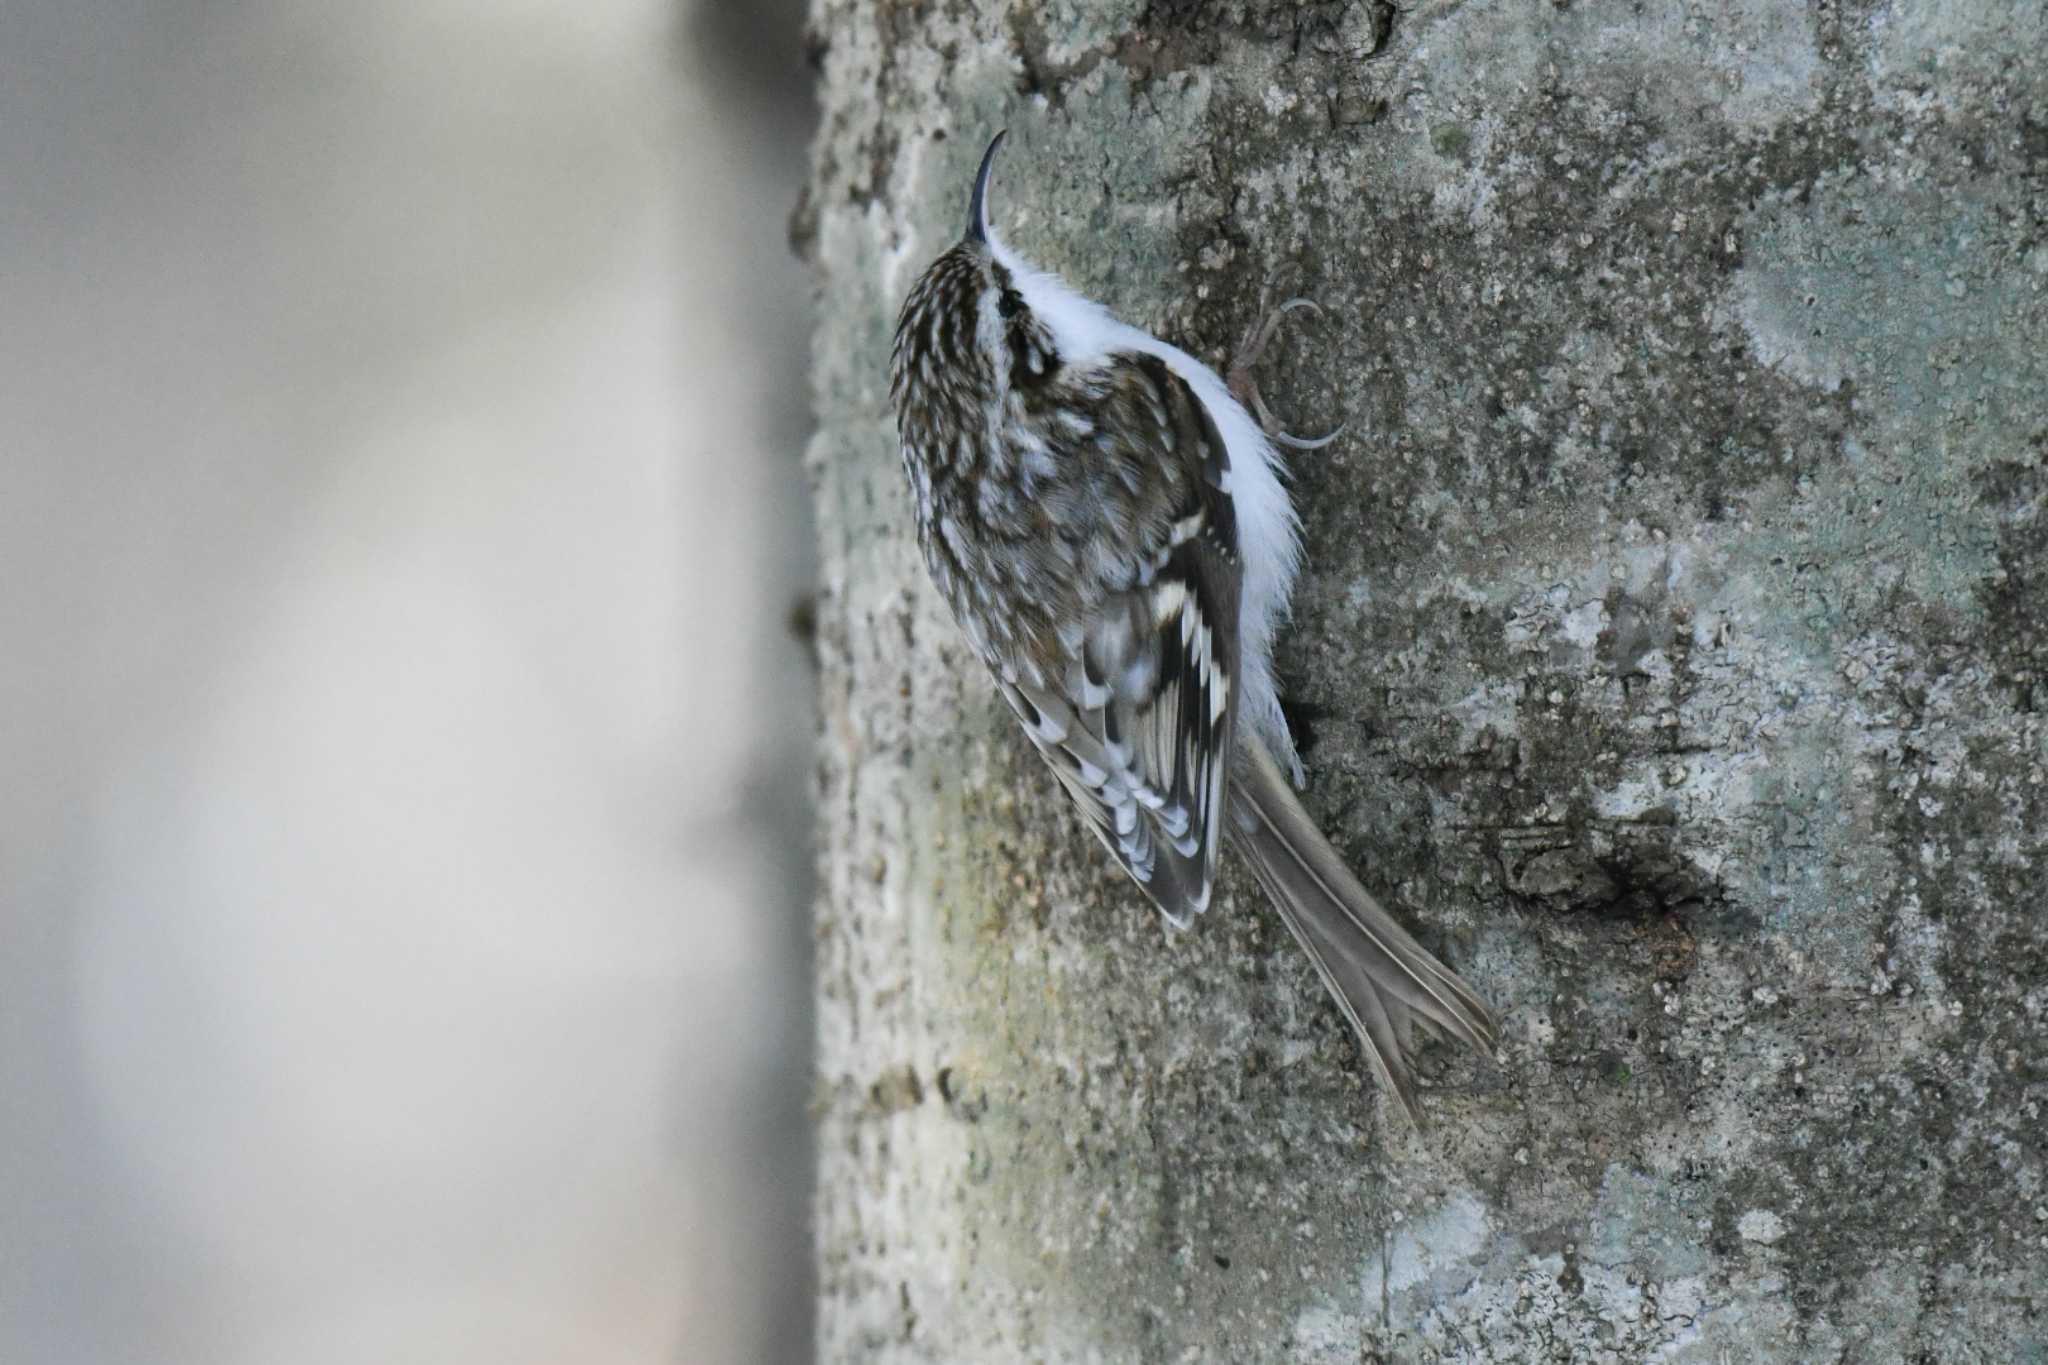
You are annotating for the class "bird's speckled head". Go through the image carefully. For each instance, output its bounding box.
[889,131,1063,472]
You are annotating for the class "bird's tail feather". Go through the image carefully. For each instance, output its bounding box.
[1227,739,1495,1121]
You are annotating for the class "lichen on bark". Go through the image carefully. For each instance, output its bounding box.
[805,1,2048,1358]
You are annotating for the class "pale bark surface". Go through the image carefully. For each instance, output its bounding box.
[802,2,2048,1359]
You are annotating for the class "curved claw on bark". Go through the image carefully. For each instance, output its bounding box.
[1271,419,1346,451]
[1230,295,1344,451]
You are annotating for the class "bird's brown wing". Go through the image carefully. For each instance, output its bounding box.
[994,352,1240,925]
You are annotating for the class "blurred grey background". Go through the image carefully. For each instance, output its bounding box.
[1,2,816,1362]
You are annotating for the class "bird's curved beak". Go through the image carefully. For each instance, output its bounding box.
[965,130,1006,245]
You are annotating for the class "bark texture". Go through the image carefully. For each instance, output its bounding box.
[803,2,2048,1359]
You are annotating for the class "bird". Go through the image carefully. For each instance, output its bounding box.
[888,131,1494,1120]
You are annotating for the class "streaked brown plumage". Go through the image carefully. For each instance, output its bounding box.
[889,132,1494,1119]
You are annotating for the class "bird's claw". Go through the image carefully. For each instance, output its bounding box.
[1227,295,1345,451]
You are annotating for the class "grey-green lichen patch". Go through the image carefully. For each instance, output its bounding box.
[1866,0,2048,102]
[810,0,2048,1358]
[1404,0,1821,146]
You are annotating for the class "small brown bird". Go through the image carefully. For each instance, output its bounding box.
[889,132,1493,1119]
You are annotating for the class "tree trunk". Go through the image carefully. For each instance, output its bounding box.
[801,2,2048,1359]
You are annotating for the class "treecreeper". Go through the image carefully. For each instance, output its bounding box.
[888,132,1494,1120]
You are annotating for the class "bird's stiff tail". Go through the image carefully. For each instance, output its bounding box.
[1227,739,1496,1121]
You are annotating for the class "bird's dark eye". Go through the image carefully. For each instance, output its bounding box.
[997,288,1024,320]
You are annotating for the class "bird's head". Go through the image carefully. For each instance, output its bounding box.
[890,131,1062,431]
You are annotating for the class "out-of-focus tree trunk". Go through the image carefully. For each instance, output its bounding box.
[801,2,2048,1358]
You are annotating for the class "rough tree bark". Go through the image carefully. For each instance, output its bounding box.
[801,2,2048,1359]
